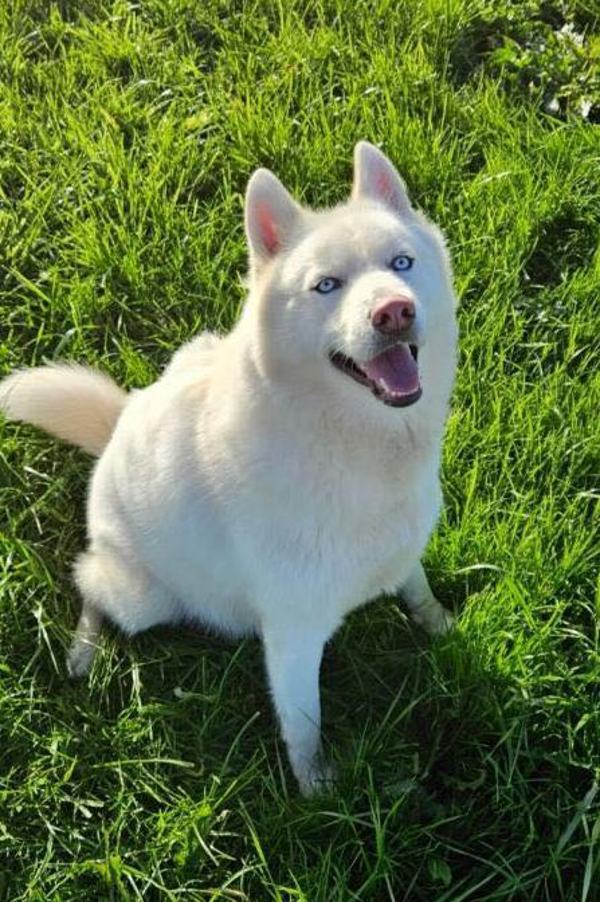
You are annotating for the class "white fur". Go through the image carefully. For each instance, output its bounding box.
[0,142,458,795]
[0,363,126,456]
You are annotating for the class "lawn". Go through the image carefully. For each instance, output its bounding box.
[0,0,599,898]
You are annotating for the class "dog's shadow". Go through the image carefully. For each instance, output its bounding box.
[58,566,518,811]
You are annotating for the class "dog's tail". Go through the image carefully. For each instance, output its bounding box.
[0,363,127,456]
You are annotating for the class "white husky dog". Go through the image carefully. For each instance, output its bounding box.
[0,142,458,794]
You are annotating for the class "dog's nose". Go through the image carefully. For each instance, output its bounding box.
[371,297,415,334]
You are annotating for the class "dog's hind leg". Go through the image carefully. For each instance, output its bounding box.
[69,546,178,677]
[67,603,103,678]
[401,561,454,636]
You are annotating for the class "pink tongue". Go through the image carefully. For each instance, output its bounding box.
[362,345,420,396]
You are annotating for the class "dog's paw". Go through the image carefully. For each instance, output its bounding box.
[296,760,337,797]
[66,640,95,679]
[412,602,455,637]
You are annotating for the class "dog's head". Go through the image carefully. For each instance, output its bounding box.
[243,142,457,419]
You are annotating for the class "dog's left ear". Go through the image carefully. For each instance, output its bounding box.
[352,141,411,215]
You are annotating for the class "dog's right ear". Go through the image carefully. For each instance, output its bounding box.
[245,169,301,274]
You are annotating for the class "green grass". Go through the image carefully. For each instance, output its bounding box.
[1,0,599,898]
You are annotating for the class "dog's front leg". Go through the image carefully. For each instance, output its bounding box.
[401,561,454,636]
[262,620,332,795]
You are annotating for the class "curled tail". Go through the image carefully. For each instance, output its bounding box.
[0,363,127,456]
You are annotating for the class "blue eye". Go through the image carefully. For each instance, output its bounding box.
[313,277,342,294]
[391,254,413,272]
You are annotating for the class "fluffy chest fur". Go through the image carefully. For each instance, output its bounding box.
[212,373,443,614]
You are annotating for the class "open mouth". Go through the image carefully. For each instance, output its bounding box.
[329,343,422,407]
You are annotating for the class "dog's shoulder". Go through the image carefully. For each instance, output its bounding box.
[164,332,222,378]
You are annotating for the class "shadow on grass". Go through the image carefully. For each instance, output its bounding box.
[3,570,597,899]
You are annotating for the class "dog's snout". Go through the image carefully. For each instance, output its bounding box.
[371,297,415,335]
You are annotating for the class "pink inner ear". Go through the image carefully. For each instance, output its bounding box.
[257,202,279,255]
[375,169,392,200]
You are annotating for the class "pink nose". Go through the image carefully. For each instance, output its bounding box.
[371,297,415,334]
